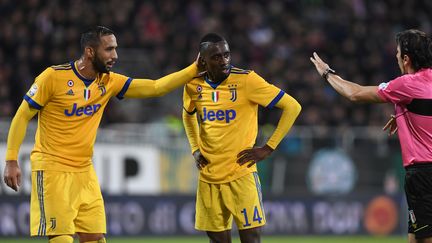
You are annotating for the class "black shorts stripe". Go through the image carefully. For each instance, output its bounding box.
[253,172,265,221]
[37,171,46,236]
[407,99,432,116]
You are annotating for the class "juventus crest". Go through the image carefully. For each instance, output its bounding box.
[229,84,237,102]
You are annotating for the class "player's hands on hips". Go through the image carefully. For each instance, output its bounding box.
[237,145,274,168]
[193,150,209,170]
[310,52,331,78]
[383,114,398,136]
[3,160,21,191]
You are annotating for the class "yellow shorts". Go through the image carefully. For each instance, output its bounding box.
[195,172,266,232]
[30,166,106,236]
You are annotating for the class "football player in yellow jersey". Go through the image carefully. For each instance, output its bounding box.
[182,33,301,243]
[3,26,200,243]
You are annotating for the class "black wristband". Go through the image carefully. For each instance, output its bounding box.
[322,67,336,81]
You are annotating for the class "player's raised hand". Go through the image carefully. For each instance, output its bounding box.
[237,145,274,168]
[193,149,209,170]
[195,53,207,76]
[383,114,398,136]
[3,160,21,191]
[310,52,332,78]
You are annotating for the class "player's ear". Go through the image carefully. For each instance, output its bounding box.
[403,54,411,66]
[85,47,94,58]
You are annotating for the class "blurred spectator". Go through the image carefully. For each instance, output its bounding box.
[0,0,430,127]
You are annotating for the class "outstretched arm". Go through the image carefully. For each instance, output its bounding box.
[124,63,198,98]
[4,101,38,191]
[310,52,385,103]
[237,94,301,167]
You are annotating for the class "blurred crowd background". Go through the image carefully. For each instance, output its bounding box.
[1,0,431,127]
[0,1,428,236]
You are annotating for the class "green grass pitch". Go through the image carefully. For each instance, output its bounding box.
[3,236,406,243]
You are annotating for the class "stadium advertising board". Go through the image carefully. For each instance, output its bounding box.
[0,143,162,195]
[0,195,405,237]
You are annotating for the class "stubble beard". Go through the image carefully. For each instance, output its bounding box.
[92,53,110,74]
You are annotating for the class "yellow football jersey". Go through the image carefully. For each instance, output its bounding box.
[183,67,285,183]
[24,62,131,172]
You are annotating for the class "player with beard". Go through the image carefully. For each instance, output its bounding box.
[182,33,301,243]
[3,26,200,243]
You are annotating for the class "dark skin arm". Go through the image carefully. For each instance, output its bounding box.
[237,144,274,168]
[4,160,21,191]
[193,145,274,169]
[193,149,209,170]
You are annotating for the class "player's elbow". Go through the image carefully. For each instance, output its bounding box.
[292,101,302,117]
[285,100,302,118]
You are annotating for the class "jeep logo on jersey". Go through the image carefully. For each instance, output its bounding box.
[200,107,236,123]
[64,103,101,116]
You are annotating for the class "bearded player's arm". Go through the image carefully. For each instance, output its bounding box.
[4,101,38,191]
[124,61,200,98]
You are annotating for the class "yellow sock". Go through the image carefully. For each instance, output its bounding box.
[48,235,74,243]
[83,238,106,243]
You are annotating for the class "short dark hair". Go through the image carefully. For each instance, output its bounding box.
[80,26,115,52]
[396,29,432,71]
[199,33,226,53]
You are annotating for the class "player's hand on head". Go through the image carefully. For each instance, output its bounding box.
[383,114,398,136]
[195,53,207,76]
[237,145,274,168]
[3,160,21,192]
[310,52,331,78]
[193,150,209,170]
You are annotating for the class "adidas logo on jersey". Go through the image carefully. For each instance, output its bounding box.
[200,107,236,123]
[66,89,74,96]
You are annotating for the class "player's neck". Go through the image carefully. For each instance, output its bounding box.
[76,58,97,80]
[206,73,226,84]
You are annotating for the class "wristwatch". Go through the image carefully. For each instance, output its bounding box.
[322,67,336,81]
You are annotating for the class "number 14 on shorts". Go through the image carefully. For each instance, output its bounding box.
[241,206,263,227]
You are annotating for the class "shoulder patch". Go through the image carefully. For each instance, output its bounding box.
[51,63,72,70]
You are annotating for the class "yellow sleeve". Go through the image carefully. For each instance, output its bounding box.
[5,101,38,161]
[246,71,281,107]
[24,67,55,109]
[182,86,200,153]
[266,94,301,149]
[182,109,200,154]
[124,63,198,98]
